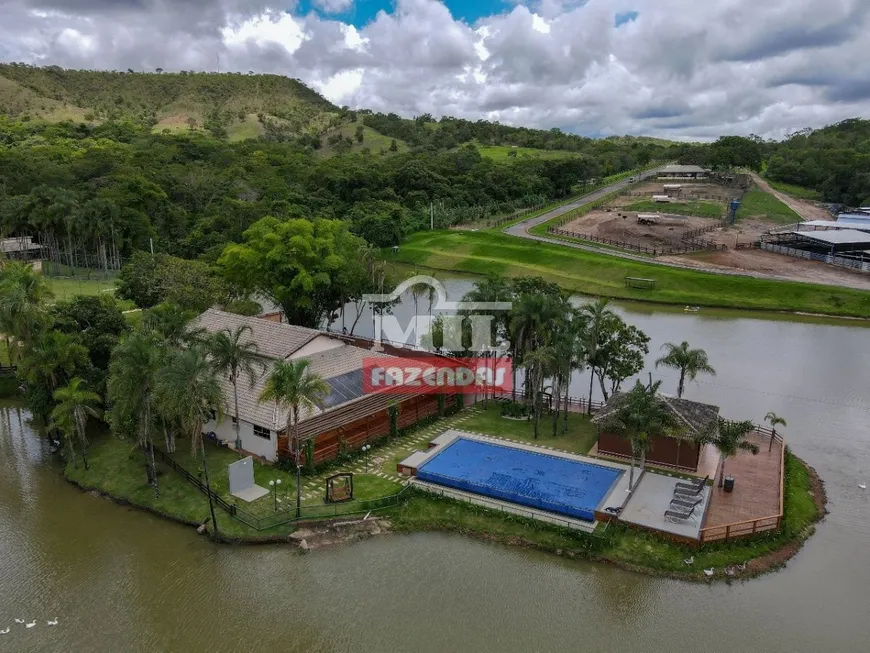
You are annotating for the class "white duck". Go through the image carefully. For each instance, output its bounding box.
[683,556,694,565]
[0,627,10,635]
[47,619,58,626]
[859,483,866,490]
[703,568,715,577]
[14,619,24,624]
[25,621,36,628]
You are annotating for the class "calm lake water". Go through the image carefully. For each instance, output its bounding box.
[2,283,870,652]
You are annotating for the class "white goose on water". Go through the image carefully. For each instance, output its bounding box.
[0,627,10,635]
[14,619,24,624]
[25,621,36,629]
[47,619,58,626]
[859,483,866,490]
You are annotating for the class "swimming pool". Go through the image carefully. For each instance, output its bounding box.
[416,437,622,521]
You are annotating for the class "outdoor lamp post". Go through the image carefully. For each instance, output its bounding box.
[269,478,281,512]
[362,444,372,472]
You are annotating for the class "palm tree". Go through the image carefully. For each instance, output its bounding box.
[764,411,787,452]
[510,294,563,402]
[578,298,617,414]
[143,303,205,347]
[655,341,716,399]
[0,261,53,359]
[259,359,330,517]
[156,346,225,535]
[50,378,102,470]
[702,418,759,487]
[408,271,430,346]
[108,332,163,494]
[208,325,265,451]
[522,346,556,439]
[599,379,677,490]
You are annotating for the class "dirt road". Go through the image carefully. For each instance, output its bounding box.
[749,173,832,222]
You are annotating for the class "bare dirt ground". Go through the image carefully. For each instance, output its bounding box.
[750,173,833,222]
[562,209,722,250]
[660,249,870,290]
[625,180,736,202]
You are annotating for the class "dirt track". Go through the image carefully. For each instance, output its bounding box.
[750,173,833,222]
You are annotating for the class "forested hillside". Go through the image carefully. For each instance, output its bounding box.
[764,119,870,206]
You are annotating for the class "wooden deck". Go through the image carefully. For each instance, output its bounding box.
[701,432,783,541]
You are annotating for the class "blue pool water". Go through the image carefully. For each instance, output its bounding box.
[416,438,622,521]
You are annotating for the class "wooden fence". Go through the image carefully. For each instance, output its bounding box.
[619,190,734,202]
[547,225,727,256]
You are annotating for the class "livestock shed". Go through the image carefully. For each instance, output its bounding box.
[658,165,711,179]
[773,229,870,255]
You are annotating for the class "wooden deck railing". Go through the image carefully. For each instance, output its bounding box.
[698,426,786,544]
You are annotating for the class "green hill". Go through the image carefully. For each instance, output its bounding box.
[0,63,339,137]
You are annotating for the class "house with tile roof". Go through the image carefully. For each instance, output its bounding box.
[195,309,458,463]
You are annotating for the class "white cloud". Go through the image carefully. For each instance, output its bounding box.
[1,0,868,140]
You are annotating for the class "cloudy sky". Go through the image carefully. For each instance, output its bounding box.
[1,0,869,140]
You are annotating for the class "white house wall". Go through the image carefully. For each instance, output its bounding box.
[203,417,278,462]
[289,335,344,359]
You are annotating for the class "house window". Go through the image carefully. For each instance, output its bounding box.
[252,425,271,440]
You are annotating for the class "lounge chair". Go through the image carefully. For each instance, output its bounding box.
[664,504,697,521]
[670,494,704,509]
[674,484,706,499]
[674,475,708,493]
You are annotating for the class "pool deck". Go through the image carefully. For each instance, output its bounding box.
[618,472,711,540]
[400,429,634,530]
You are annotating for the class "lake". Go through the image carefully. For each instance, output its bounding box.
[2,283,869,651]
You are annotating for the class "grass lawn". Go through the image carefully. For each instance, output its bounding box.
[227,114,265,142]
[65,433,269,538]
[737,188,802,225]
[626,199,724,218]
[459,402,598,455]
[765,179,821,201]
[389,230,870,317]
[45,276,117,300]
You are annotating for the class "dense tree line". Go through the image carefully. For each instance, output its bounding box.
[763,119,870,206]
[0,117,617,260]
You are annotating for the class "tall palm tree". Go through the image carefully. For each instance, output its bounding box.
[259,359,330,517]
[599,379,677,490]
[108,332,163,494]
[143,303,205,347]
[578,298,617,414]
[50,378,102,470]
[764,411,787,452]
[655,341,716,398]
[522,346,556,439]
[0,261,53,359]
[701,418,759,487]
[156,346,225,535]
[208,325,265,451]
[408,271,430,347]
[510,293,563,402]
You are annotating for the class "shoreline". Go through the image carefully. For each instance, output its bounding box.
[394,259,870,322]
[64,453,826,582]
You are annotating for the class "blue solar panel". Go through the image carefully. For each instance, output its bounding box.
[323,369,364,408]
[417,438,621,521]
